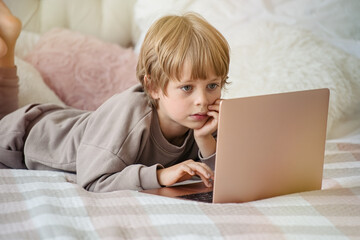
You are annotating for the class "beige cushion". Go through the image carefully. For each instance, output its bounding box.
[5,0,136,47]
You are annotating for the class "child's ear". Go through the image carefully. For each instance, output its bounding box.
[150,90,160,100]
[144,75,160,99]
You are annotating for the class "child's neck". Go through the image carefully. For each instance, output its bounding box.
[161,126,189,147]
[168,131,189,146]
[156,110,189,146]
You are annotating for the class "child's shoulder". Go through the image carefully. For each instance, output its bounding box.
[100,83,145,104]
[95,83,153,118]
[114,83,149,107]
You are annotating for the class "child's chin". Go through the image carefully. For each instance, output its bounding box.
[186,121,207,130]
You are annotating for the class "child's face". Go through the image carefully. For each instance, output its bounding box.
[152,63,222,137]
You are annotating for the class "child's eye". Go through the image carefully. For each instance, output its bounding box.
[181,85,193,92]
[208,83,219,90]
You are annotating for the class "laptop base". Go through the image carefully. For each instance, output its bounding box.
[141,181,213,202]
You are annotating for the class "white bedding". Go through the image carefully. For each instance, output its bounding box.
[1,133,360,239]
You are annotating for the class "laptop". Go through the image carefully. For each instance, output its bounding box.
[142,88,330,203]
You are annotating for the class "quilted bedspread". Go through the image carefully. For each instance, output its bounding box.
[1,140,359,239]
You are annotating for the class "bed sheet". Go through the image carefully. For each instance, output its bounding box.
[1,133,359,239]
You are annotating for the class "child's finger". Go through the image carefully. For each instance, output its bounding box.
[208,104,220,112]
[199,162,214,180]
[195,171,213,187]
[200,162,214,175]
[180,164,195,176]
[208,99,221,110]
[206,111,218,119]
[189,162,214,180]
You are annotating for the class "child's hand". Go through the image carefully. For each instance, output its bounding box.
[157,160,214,187]
[193,99,221,158]
[194,99,221,138]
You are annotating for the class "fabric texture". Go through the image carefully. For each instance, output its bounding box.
[12,31,65,108]
[0,140,359,239]
[223,22,360,140]
[15,57,64,107]
[25,28,139,110]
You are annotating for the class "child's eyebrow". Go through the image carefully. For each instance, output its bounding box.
[180,77,221,84]
[209,77,222,82]
[204,77,222,83]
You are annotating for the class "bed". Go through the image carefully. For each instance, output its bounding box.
[1,0,360,239]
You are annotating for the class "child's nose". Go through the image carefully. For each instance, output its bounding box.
[195,90,210,106]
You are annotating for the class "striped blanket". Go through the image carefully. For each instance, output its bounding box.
[1,138,359,239]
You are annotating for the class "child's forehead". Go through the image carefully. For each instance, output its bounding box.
[176,61,218,81]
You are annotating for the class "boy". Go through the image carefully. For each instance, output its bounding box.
[0,1,230,192]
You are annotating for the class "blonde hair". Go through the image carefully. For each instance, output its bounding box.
[136,13,230,107]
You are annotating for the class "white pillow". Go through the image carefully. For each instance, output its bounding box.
[14,30,64,107]
[15,57,65,107]
[223,22,360,139]
[15,30,41,59]
[132,0,245,52]
[132,0,360,58]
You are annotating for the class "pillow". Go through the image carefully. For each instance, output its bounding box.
[223,22,360,139]
[25,28,139,110]
[15,30,41,59]
[132,0,241,53]
[15,57,65,107]
[132,0,360,56]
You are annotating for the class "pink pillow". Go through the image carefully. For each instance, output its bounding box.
[25,28,138,110]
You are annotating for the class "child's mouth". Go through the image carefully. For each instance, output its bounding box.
[191,113,208,121]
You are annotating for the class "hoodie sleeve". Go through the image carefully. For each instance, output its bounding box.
[75,85,163,192]
[77,142,163,192]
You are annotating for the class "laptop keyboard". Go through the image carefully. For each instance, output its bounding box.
[177,191,213,203]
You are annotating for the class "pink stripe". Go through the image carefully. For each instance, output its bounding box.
[352,152,360,161]
[337,143,360,151]
[303,188,359,205]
